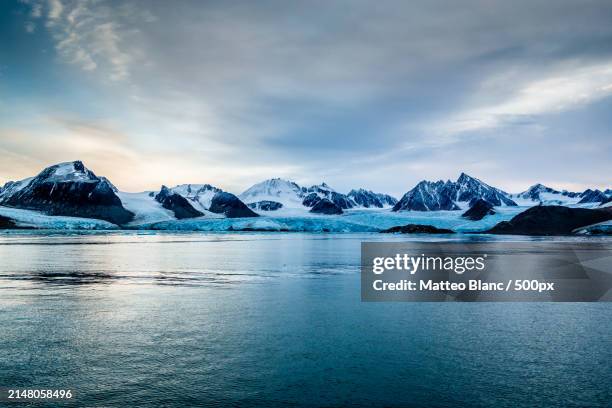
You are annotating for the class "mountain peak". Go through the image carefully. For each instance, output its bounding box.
[394,173,517,211]
[456,172,480,184]
[37,160,98,183]
[525,183,559,194]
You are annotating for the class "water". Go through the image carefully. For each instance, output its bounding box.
[0,232,610,407]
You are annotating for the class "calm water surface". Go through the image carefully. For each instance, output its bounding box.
[0,232,610,407]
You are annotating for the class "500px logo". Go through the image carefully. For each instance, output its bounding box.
[372,254,487,275]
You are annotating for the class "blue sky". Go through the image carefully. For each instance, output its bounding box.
[1,0,611,196]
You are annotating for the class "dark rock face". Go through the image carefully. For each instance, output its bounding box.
[393,173,516,212]
[300,184,355,209]
[209,192,259,218]
[0,161,134,225]
[486,206,612,236]
[578,189,609,204]
[579,226,612,235]
[309,198,343,215]
[393,181,461,211]
[155,186,203,219]
[462,199,496,221]
[0,215,34,229]
[347,189,397,208]
[380,224,454,234]
[600,196,612,206]
[452,173,516,206]
[330,192,355,209]
[0,215,18,229]
[302,193,321,207]
[247,200,283,211]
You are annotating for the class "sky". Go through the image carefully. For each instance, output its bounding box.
[1,0,611,197]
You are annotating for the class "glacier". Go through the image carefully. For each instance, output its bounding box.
[0,206,117,230]
[131,207,525,233]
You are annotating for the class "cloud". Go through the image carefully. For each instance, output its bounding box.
[23,0,150,81]
[47,0,63,20]
[10,0,612,194]
[433,61,612,136]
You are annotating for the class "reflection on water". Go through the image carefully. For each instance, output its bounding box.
[0,232,610,407]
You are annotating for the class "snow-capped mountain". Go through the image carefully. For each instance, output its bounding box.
[393,173,516,212]
[168,184,257,218]
[511,184,611,206]
[155,186,204,219]
[347,189,397,208]
[239,178,397,213]
[452,173,517,206]
[577,189,609,204]
[510,184,581,205]
[0,177,34,201]
[0,161,133,225]
[302,183,355,210]
[239,178,356,212]
[170,184,222,212]
[392,180,460,211]
[239,178,304,209]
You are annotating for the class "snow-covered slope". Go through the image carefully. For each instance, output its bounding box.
[0,177,34,201]
[239,178,305,209]
[118,183,256,223]
[0,206,117,229]
[117,191,176,225]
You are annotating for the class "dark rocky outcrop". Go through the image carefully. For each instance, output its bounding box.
[330,192,355,209]
[209,192,259,218]
[0,215,17,229]
[0,161,134,225]
[302,193,321,207]
[309,198,343,215]
[486,205,612,236]
[0,215,35,229]
[155,186,203,219]
[462,199,496,221]
[380,224,454,234]
[578,226,612,235]
[247,200,283,211]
